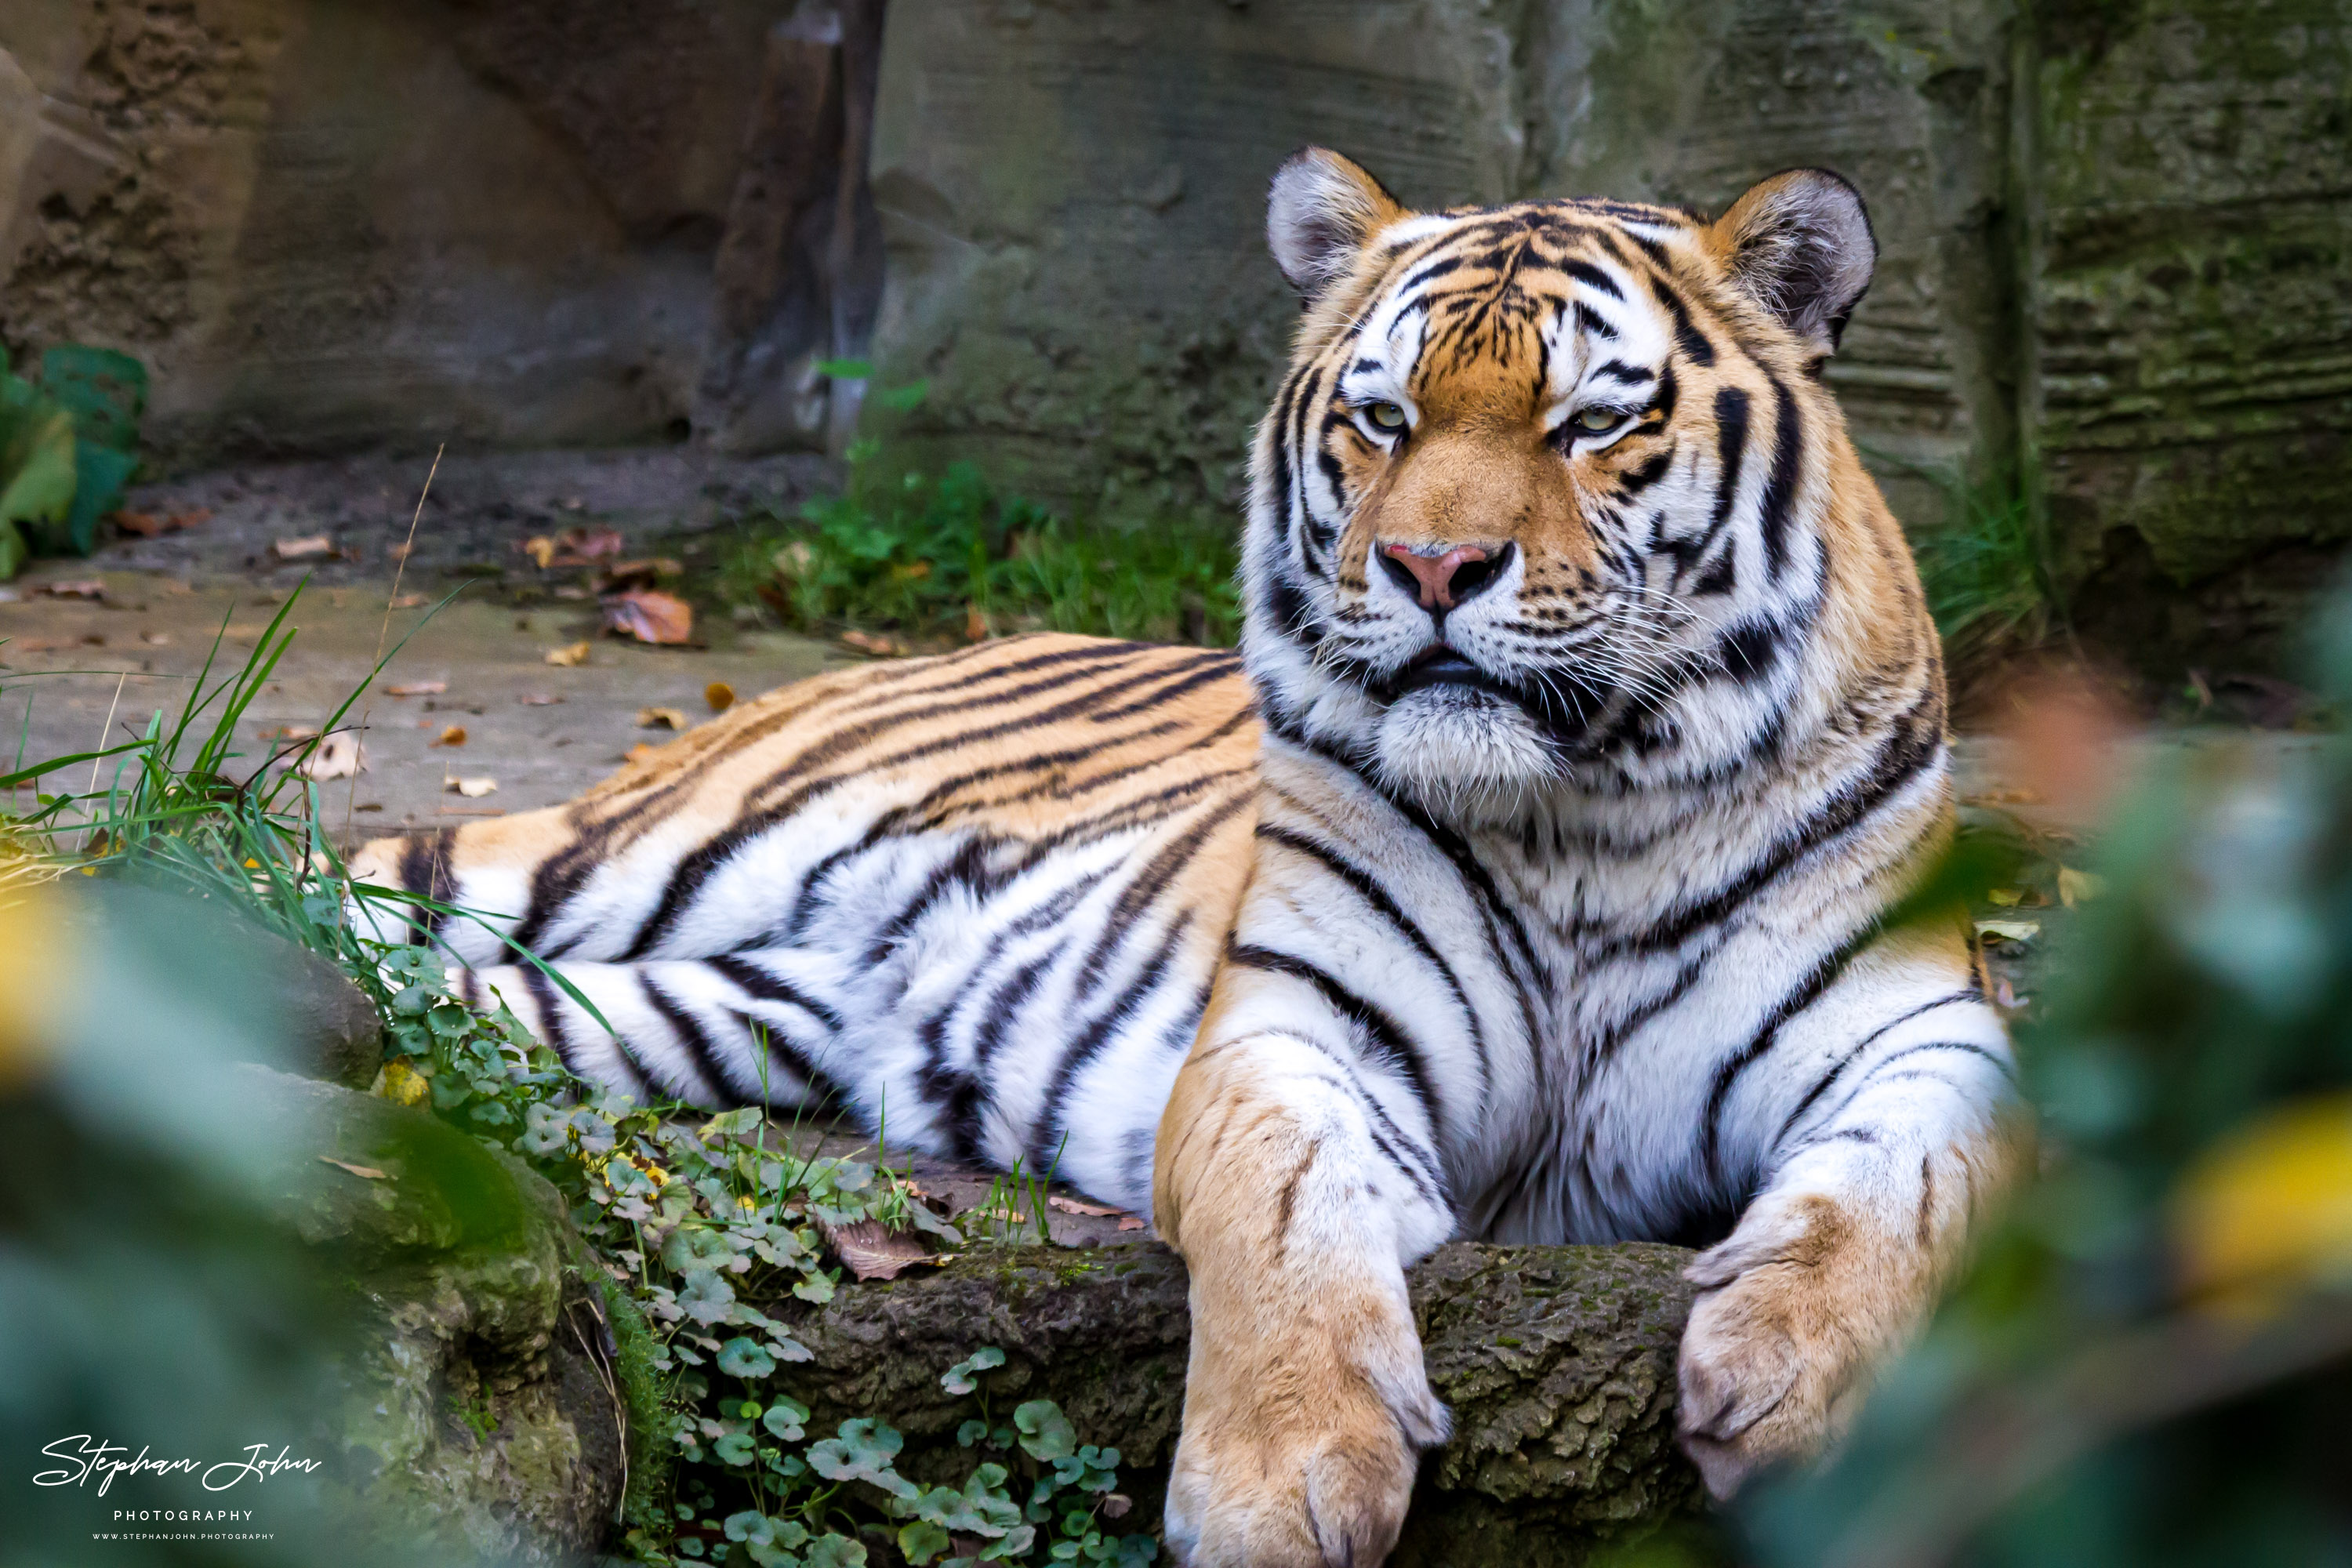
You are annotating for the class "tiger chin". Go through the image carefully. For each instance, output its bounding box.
[354,149,2022,1566]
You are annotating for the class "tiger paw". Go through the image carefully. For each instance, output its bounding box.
[1675,1197,1890,1499]
[1162,1289,1447,1567]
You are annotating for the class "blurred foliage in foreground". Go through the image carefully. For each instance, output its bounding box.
[1722,590,2352,1566]
[721,412,1240,652]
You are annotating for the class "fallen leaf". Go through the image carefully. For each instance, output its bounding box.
[387,680,447,697]
[2172,1093,2352,1312]
[111,507,210,538]
[838,628,909,657]
[817,1217,935,1282]
[2057,866,2107,909]
[263,724,320,742]
[518,692,563,706]
[296,732,366,780]
[624,742,664,765]
[437,805,505,817]
[705,681,735,713]
[38,579,106,598]
[601,588,694,645]
[387,541,415,562]
[271,535,336,561]
[544,641,591,667]
[519,535,558,569]
[965,603,990,642]
[318,1156,388,1180]
[390,593,428,609]
[1102,1494,1132,1519]
[434,725,468,746]
[447,776,498,798]
[10,635,104,652]
[1974,919,2041,946]
[355,802,383,812]
[562,524,625,560]
[551,585,592,601]
[637,706,689,731]
[140,631,172,646]
[1987,887,2025,907]
[1117,1215,1145,1232]
[599,557,684,590]
[1046,1196,1123,1218]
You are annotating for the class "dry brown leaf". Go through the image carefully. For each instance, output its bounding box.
[599,557,684,590]
[437,806,505,818]
[390,593,428,609]
[705,681,735,713]
[601,589,695,646]
[1046,1196,1122,1218]
[263,724,320,742]
[518,692,563,706]
[624,742,664,765]
[140,631,171,646]
[387,541,415,563]
[839,628,908,657]
[519,535,558,569]
[544,641,591,667]
[318,1156,387,1180]
[38,579,106,598]
[111,507,209,538]
[271,535,336,561]
[637,706,689,731]
[9,635,104,652]
[387,680,447,697]
[447,776,497,798]
[818,1218,935,1282]
[296,733,366,780]
[434,725,468,747]
[1116,1215,1145,1232]
[965,603,990,642]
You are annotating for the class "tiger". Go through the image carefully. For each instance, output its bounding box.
[352,149,2020,1566]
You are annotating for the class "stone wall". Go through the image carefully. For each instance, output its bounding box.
[0,0,879,462]
[866,0,2352,675]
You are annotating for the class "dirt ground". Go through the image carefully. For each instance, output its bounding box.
[2,447,851,839]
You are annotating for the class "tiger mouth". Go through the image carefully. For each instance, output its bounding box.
[1384,645,1515,701]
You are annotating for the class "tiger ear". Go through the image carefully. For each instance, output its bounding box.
[1267,148,1409,303]
[1706,169,1876,357]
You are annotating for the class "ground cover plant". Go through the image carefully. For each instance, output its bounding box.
[717,376,1238,652]
[0,343,147,580]
[0,592,1160,1566]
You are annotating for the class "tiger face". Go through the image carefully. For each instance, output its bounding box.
[1243,150,1890,818]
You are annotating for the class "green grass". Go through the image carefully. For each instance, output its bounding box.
[720,444,1240,649]
[1904,462,2062,664]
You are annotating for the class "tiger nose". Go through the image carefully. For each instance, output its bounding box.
[1378,542,1512,613]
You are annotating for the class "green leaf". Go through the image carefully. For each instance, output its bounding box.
[677,1269,737,1326]
[808,1416,915,1499]
[64,442,134,554]
[815,358,874,381]
[877,379,931,413]
[957,1418,989,1448]
[0,405,79,551]
[713,1431,757,1466]
[1014,1399,1077,1461]
[899,1520,953,1564]
[942,1344,1007,1396]
[804,1533,869,1567]
[38,343,146,452]
[699,1105,764,1138]
[717,1336,776,1380]
[0,517,27,582]
[761,1396,809,1443]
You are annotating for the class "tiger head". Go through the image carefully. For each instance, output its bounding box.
[1240,148,1939,819]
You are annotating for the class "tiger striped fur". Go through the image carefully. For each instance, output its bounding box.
[354,151,2021,1565]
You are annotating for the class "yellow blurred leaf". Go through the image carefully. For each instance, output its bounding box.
[636,706,689,731]
[1974,919,2041,945]
[544,641,590,667]
[705,681,735,713]
[2058,866,2107,908]
[2174,1094,2352,1314]
[1987,887,2025,907]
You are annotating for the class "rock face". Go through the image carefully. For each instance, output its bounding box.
[774,1238,1702,1564]
[867,0,2352,676]
[244,1066,630,1564]
[0,0,881,462]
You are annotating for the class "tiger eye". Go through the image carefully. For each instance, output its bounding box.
[1367,401,1408,431]
[1572,407,1623,434]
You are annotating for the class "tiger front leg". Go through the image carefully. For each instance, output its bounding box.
[1152,1025,1454,1568]
[1675,975,2023,1497]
